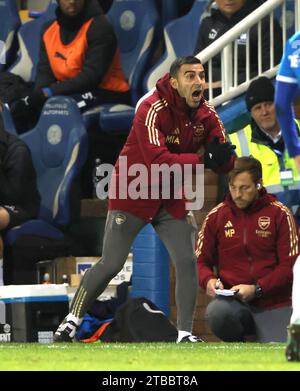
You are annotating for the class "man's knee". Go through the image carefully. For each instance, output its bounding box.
[206,298,247,342]
[173,254,197,276]
[93,254,125,278]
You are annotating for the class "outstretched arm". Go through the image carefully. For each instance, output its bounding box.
[275,79,300,168]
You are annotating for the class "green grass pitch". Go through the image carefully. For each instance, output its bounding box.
[0,342,299,371]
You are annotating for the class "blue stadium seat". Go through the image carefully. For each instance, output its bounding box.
[98,103,135,134]
[85,0,160,134]
[8,0,57,82]
[0,0,21,71]
[4,96,88,283]
[106,0,160,105]
[155,0,178,27]
[143,0,207,93]
[218,94,250,135]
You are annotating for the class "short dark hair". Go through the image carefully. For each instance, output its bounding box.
[169,56,202,78]
[228,156,262,184]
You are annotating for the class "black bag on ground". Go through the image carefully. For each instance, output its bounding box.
[88,280,131,320]
[100,297,178,342]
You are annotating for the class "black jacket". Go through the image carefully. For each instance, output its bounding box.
[194,0,283,83]
[35,0,117,95]
[0,128,40,218]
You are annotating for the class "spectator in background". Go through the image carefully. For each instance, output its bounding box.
[197,156,298,342]
[275,30,300,362]
[0,102,40,286]
[11,0,130,133]
[229,76,300,224]
[194,0,283,98]
[53,56,236,343]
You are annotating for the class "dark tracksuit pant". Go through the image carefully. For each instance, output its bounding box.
[70,208,198,332]
[206,296,292,342]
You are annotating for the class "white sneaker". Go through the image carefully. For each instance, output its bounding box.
[53,318,78,342]
[177,330,204,343]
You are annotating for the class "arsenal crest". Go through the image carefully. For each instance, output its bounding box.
[193,124,204,137]
[258,216,270,230]
[193,124,204,143]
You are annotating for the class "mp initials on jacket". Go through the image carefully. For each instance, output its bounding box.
[197,190,299,310]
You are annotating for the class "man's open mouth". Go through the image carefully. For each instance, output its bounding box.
[192,90,202,101]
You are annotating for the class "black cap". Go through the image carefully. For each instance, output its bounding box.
[245,76,274,111]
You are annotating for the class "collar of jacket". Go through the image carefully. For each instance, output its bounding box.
[224,188,277,214]
[250,118,285,152]
[56,0,103,31]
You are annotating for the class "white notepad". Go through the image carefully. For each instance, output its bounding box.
[215,289,236,297]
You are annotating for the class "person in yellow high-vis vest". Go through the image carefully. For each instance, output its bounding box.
[229,76,300,224]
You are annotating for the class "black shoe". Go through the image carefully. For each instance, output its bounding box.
[53,318,78,343]
[286,323,300,362]
[179,334,204,343]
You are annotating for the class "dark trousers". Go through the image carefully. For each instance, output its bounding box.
[70,208,198,332]
[206,296,291,342]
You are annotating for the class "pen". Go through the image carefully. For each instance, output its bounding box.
[215,278,221,289]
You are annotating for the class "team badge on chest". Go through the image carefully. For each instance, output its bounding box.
[193,124,204,143]
[256,216,271,238]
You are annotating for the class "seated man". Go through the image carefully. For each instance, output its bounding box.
[0,102,41,285]
[229,76,300,224]
[11,0,130,133]
[194,0,282,98]
[196,156,298,342]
